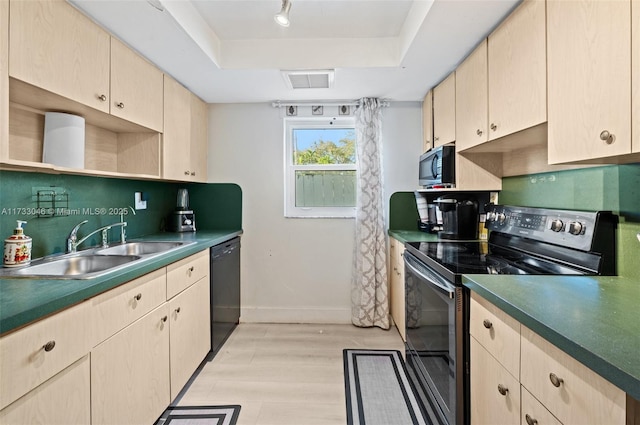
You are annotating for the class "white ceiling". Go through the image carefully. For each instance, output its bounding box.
[70,0,521,104]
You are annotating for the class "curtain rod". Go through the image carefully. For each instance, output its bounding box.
[271,100,390,108]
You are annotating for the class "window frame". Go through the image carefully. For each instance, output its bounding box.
[284,116,357,218]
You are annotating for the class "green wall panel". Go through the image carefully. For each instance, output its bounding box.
[0,171,242,259]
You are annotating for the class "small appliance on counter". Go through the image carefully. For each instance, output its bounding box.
[168,188,196,232]
[415,191,442,233]
[433,194,479,239]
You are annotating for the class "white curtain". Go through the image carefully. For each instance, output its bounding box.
[351,98,390,329]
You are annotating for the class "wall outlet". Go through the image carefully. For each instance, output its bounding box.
[134,192,147,210]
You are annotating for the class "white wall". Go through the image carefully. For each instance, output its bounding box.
[207,101,422,324]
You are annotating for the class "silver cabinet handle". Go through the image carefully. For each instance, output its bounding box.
[483,319,493,329]
[490,123,497,131]
[187,266,194,277]
[175,307,181,314]
[476,129,483,136]
[98,94,107,102]
[161,315,168,323]
[116,102,125,109]
[43,340,56,352]
[191,171,196,176]
[549,372,564,387]
[184,171,190,175]
[497,384,508,396]
[134,293,142,301]
[525,414,538,425]
[599,130,615,144]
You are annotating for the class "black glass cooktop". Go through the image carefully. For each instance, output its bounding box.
[405,240,585,277]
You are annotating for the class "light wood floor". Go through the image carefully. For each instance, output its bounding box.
[178,323,405,425]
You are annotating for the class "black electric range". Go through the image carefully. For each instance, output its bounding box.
[403,205,618,425]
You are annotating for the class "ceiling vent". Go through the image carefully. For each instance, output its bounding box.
[282,70,335,89]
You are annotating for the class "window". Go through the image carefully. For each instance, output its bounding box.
[284,117,356,218]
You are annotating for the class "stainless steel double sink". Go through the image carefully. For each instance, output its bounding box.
[0,241,194,279]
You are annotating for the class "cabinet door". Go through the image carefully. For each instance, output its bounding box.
[9,0,110,113]
[488,0,546,141]
[633,0,639,153]
[0,0,7,161]
[110,37,164,132]
[0,356,90,425]
[91,304,170,425]
[169,277,211,400]
[456,40,488,151]
[163,74,192,181]
[470,337,520,425]
[389,237,405,341]
[433,72,456,146]
[547,0,631,163]
[190,92,209,182]
[521,386,563,425]
[422,90,433,153]
[0,301,91,410]
[520,326,626,425]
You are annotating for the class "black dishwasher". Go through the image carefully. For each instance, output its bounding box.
[209,237,240,356]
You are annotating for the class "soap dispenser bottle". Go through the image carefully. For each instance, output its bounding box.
[4,220,32,267]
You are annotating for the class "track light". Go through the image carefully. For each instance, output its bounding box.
[274,0,291,27]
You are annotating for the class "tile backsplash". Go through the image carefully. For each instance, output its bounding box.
[0,171,242,259]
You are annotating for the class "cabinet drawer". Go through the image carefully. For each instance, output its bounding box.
[167,250,209,299]
[470,293,520,378]
[90,268,166,346]
[521,386,563,425]
[520,326,625,425]
[470,337,521,425]
[0,301,91,409]
[0,355,90,425]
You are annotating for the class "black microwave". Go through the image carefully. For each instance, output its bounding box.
[419,144,455,188]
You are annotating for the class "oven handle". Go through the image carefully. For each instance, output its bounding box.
[404,252,455,299]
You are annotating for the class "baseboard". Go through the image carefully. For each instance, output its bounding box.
[240,306,352,324]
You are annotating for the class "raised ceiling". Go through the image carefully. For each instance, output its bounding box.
[70,0,521,104]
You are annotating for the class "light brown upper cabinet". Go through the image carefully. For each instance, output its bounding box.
[488,0,546,141]
[190,93,208,182]
[110,38,163,132]
[9,0,111,114]
[0,0,8,160]
[422,90,433,153]
[9,0,163,132]
[633,0,639,153]
[433,72,456,147]
[455,40,488,151]
[547,0,632,163]
[163,75,208,182]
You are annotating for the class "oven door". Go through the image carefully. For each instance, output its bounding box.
[404,251,466,425]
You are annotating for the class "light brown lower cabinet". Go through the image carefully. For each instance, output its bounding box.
[0,356,90,425]
[470,292,629,425]
[0,249,213,424]
[470,337,521,425]
[91,304,171,425]
[169,276,211,400]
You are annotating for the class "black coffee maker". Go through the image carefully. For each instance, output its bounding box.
[433,195,479,240]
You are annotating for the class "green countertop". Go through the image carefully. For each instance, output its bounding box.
[463,274,640,400]
[0,230,242,335]
[388,230,439,243]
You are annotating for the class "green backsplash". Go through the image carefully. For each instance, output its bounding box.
[499,164,640,278]
[0,170,242,259]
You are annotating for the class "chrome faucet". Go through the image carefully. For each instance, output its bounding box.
[66,220,127,253]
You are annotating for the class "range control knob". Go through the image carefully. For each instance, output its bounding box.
[486,212,496,222]
[568,221,584,235]
[550,219,564,232]
[497,213,507,224]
